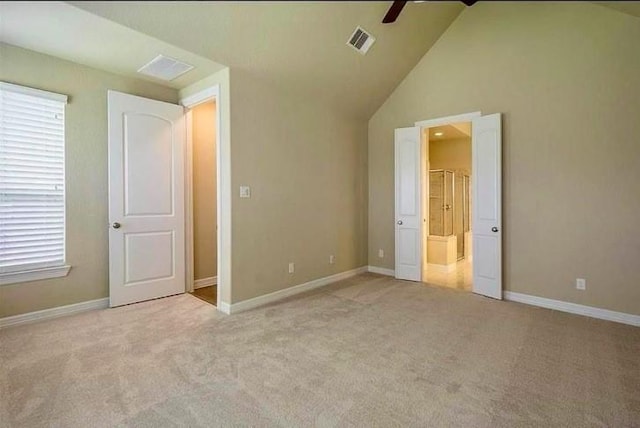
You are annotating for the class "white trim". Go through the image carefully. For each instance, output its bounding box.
[180,84,226,311]
[194,276,217,289]
[184,109,194,293]
[367,265,395,276]
[414,111,481,128]
[228,267,368,314]
[180,86,219,109]
[426,263,457,274]
[0,265,71,286]
[504,291,640,327]
[217,301,231,315]
[0,297,108,329]
[0,81,68,103]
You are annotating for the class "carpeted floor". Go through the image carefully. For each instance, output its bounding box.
[1,273,638,427]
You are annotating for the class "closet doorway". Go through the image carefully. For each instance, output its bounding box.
[184,97,218,306]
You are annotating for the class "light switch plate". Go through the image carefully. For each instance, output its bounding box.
[239,186,251,198]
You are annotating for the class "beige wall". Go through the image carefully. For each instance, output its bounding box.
[429,137,471,174]
[229,70,368,303]
[192,101,217,280]
[368,2,640,315]
[0,44,178,318]
[0,44,368,314]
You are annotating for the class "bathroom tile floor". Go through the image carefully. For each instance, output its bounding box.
[424,259,472,291]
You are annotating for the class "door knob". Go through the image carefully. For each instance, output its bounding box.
[397,220,403,225]
[112,222,121,229]
[491,227,499,232]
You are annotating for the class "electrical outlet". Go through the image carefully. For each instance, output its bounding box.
[576,278,586,290]
[378,249,384,258]
[329,255,335,264]
[288,262,295,274]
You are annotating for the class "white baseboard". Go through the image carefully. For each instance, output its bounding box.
[217,301,231,315]
[504,291,640,327]
[194,276,217,289]
[0,297,109,329]
[427,263,457,273]
[229,266,368,313]
[367,265,395,277]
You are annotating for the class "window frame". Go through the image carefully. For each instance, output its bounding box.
[0,82,71,285]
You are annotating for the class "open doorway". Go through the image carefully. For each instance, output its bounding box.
[423,122,472,291]
[395,111,502,300]
[185,99,218,306]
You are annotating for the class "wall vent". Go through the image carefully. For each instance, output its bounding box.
[346,26,375,55]
[137,55,194,81]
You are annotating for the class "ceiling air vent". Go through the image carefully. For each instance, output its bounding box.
[137,55,194,81]
[346,26,375,55]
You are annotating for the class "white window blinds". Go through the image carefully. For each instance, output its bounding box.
[0,82,68,274]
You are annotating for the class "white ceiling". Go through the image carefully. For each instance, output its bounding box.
[0,2,226,89]
[68,1,465,118]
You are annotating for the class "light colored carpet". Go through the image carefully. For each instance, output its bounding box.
[1,273,638,427]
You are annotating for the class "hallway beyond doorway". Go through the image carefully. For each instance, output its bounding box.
[191,286,217,306]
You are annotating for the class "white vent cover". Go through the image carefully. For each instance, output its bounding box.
[137,55,194,81]
[346,26,375,55]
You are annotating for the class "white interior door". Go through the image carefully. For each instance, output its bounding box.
[471,113,502,299]
[108,91,186,307]
[394,127,422,281]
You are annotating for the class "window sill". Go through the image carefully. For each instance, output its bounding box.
[0,265,71,286]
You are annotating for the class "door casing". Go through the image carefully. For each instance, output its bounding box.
[180,85,227,312]
[394,111,503,299]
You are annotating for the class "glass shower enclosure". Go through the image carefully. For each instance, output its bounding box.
[429,170,470,260]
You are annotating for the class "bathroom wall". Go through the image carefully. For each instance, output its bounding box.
[429,137,471,174]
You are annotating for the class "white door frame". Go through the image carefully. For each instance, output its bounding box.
[414,111,482,129]
[413,111,482,282]
[180,85,228,312]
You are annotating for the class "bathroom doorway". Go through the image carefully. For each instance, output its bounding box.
[424,123,472,291]
[394,111,502,299]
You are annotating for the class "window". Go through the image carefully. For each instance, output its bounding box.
[0,82,70,285]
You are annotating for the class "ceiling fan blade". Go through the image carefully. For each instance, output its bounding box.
[382,1,407,24]
[461,0,477,6]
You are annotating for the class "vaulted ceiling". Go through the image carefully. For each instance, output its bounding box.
[68,1,465,119]
[3,2,639,119]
